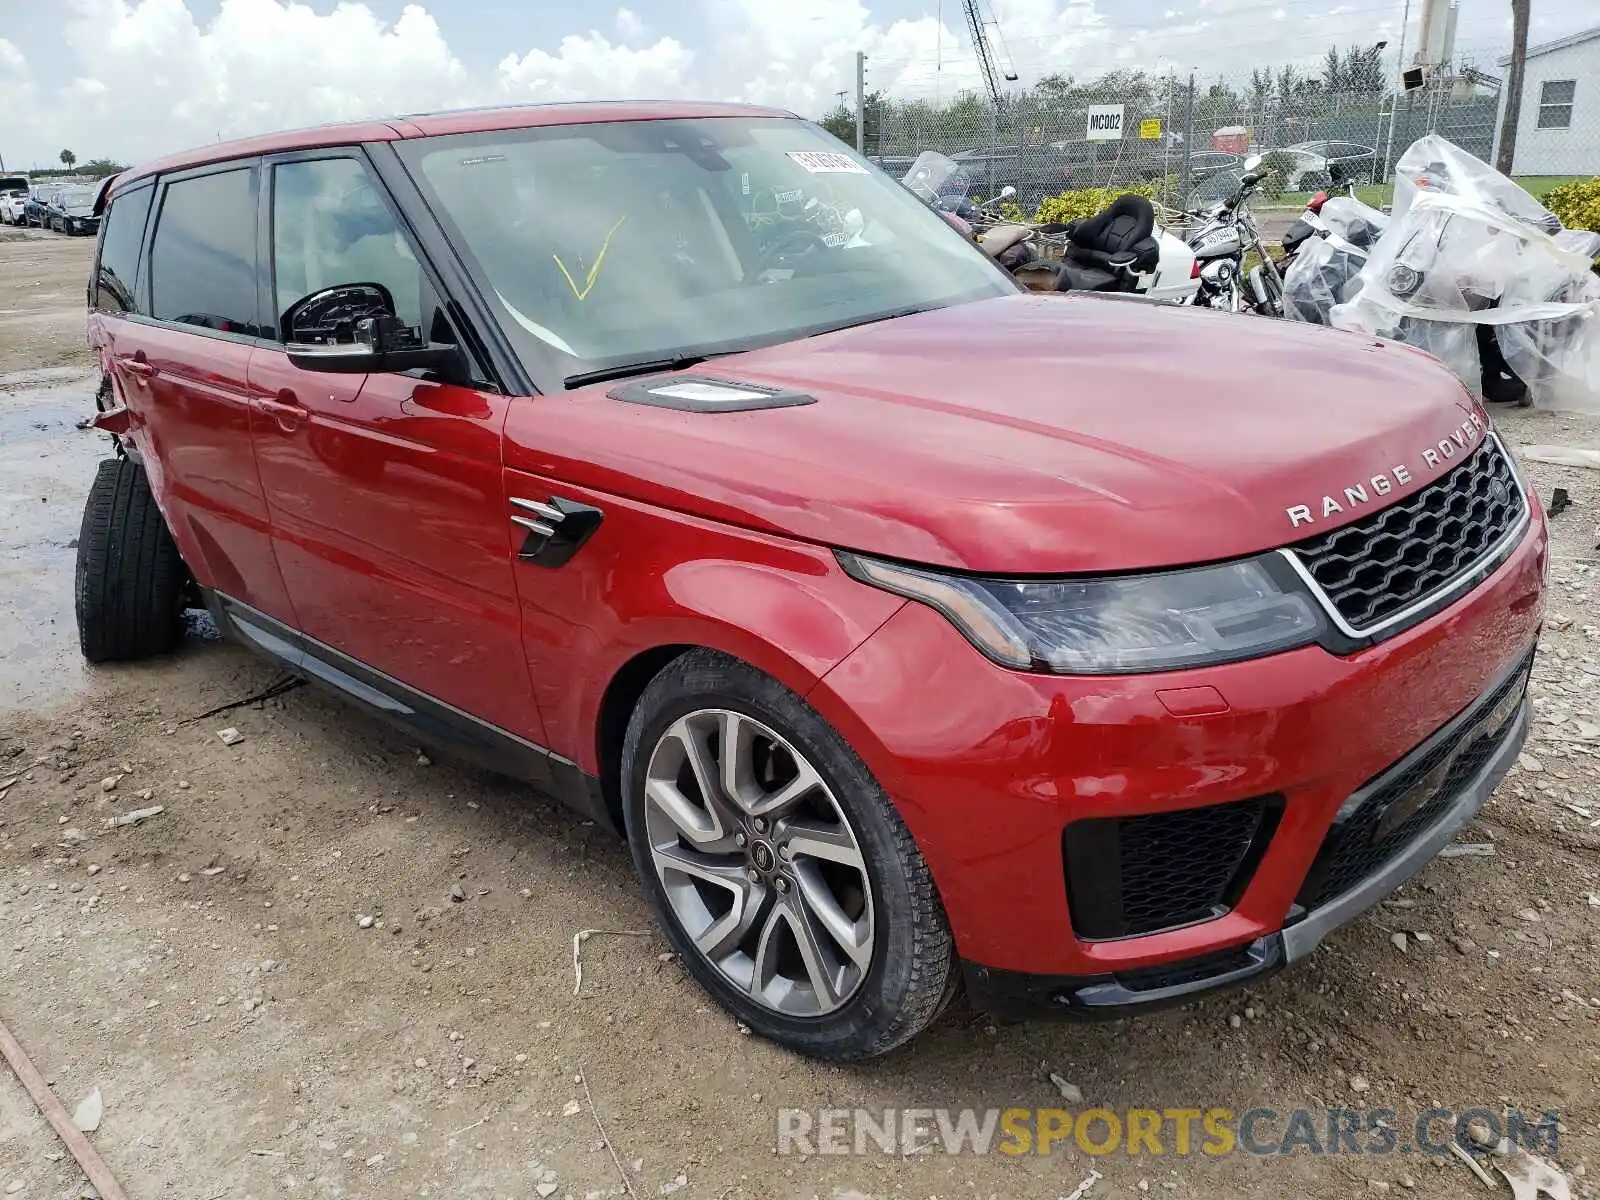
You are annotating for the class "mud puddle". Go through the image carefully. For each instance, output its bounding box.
[0,369,108,709]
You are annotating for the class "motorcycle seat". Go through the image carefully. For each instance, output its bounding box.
[1064,195,1160,273]
[1055,261,1121,292]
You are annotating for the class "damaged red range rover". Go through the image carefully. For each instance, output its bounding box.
[79,102,1545,1061]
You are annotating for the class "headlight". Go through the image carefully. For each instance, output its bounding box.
[839,553,1325,674]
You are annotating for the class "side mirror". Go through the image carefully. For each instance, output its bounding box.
[1242,153,1265,173]
[999,185,1017,199]
[283,283,458,376]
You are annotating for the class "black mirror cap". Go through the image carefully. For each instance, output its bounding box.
[282,282,397,344]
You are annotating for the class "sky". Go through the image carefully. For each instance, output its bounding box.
[0,0,1594,171]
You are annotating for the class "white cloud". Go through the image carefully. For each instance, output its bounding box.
[17,0,474,166]
[497,32,691,99]
[6,0,1576,169]
[615,6,647,40]
[0,38,28,77]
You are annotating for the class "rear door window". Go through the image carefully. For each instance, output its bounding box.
[149,167,265,337]
[93,184,153,315]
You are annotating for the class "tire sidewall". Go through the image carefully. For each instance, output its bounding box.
[621,653,942,1059]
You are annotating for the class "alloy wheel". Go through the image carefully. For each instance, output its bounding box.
[643,708,875,1017]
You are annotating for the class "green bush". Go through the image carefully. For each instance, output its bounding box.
[1034,181,1158,225]
[1256,151,1298,201]
[973,194,1028,222]
[1546,176,1600,232]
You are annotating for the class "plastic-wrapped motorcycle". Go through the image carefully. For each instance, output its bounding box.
[1330,135,1600,410]
[1280,194,1390,324]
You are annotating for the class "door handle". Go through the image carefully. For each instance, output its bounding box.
[255,394,310,434]
[116,355,156,380]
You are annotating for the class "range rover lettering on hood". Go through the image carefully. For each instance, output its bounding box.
[1286,412,1488,530]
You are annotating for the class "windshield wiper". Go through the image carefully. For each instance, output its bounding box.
[804,303,944,340]
[563,349,749,390]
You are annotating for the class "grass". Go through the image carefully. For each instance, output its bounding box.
[1272,175,1585,211]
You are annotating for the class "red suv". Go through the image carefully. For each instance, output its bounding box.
[77,102,1545,1061]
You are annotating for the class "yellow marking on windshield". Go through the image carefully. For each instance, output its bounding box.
[553,215,628,301]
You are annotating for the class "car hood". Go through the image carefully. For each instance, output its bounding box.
[509,293,1486,574]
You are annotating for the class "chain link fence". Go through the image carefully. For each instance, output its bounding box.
[860,70,1575,215]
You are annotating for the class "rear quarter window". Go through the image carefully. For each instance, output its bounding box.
[94,184,154,315]
[149,167,265,337]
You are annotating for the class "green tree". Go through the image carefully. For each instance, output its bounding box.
[819,103,855,144]
[1248,68,1273,110]
[1322,45,1344,91]
[1032,73,1077,112]
[817,90,885,152]
[1339,43,1387,93]
[59,149,76,170]
[81,158,127,180]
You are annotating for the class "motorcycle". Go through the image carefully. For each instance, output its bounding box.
[1179,154,1285,316]
[1280,193,1390,324]
[901,152,1199,302]
[1330,134,1600,410]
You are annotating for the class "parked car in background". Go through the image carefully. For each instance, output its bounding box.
[1186,150,1243,183]
[24,186,57,227]
[0,174,29,224]
[46,187,100,235]
[1278,141,1378,191]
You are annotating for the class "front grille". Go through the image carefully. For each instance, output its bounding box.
[1290,437,1524,634]
[1297,652,1531,910]
[1063,796,1280,939]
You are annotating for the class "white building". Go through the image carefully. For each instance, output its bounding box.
[1492,26,1600,176]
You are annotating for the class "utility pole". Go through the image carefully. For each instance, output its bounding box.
[855,52,866,153]
[1495,0,1529,174]
[1180,73,1196,207]
[1383,0,1411,181]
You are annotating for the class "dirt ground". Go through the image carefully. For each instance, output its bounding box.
[2,232,1599,1200]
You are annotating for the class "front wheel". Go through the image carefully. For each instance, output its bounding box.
[621,650,956,1061]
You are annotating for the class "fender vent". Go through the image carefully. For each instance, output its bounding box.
[608,376,816,413]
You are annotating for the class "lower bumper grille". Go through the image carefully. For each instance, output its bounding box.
[1063,796,1281,939]
[1297,651,1532,910]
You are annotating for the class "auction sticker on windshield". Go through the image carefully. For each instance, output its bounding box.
[787,151,868,174]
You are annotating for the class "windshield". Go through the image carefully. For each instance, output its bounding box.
[397,117,1013,389]
[61,190,95,214]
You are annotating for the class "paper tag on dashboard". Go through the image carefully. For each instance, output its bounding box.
[786,151,868,174]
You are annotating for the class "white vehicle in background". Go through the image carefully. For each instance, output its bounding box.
[0,174,29,224]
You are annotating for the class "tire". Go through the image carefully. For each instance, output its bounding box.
[621,649,955,1061]
[75,457,188,663]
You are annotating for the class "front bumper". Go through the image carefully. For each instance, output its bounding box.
[963,657,1528,1018]
[809,497,1546,993]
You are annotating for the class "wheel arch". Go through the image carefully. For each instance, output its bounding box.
[593,643,695,830]
[581,579,906,830]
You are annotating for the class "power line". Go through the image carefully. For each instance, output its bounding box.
[869,19,1511,80]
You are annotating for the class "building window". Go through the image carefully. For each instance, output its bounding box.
[1537,80,1575,130]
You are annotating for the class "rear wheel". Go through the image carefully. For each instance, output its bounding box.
[621,649,955,1061]
[75,458,188,663]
